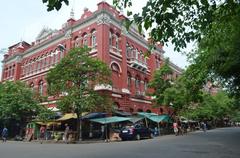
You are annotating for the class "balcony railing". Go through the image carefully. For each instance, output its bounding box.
[129,57,148,71]
[135,91,145,99]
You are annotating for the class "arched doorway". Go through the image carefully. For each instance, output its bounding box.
[129,108,134,113]
[137,109,143,112]
[159,108,164,114]
[146,109,151,113]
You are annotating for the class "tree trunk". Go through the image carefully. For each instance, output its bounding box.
[76,108,82,141]
[79,115,82,141]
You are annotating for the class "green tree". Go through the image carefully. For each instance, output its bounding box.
[114,0,240,95]
[46,47,112,140]
[0,81,45,136]
[183,91,234,123]
[163,77,188,114]
[114,0,239,51]
[148,59,172,106]
[42,0,69,11]
[187,5,240,96]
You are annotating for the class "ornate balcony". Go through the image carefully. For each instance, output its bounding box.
[129,57,148,71]
[135,91,145,99]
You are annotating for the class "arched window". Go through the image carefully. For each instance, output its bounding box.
[49,51,54,66]
[9,66,12,77]
[135,49,139,60]
[127,72,131,88]
[37,60,41,71]
[60,49,64,59]
[12,65,15,77]
[40,56,45,69]
[111,63,120,73]
[91,30,97,48]
[131,46,136,59]
[34,60,38,72]
[30,83,34,91]
[45,54,49,67]
[109,29,113,47]
[42,57,45,69]
[135,76,141,91]
[82,33,88,46]
[126,43,131,58]
[38,80,44,96]
[74,36,81,47]
[29,62,32,74]
[116,33,120,49]
[144,79,148,92]
[54,49,59,64]
[126,43,129,57]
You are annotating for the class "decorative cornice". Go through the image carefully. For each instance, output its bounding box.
[97,13,111,25]
[130,98,152,104]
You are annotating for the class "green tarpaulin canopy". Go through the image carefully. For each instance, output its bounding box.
[137,112,172,123]
[90,116,131,124]
[148,115,171,123]
[137,112,158,119]
[128,116,145,123]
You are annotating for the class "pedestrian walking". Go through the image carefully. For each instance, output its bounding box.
[173,122,178,136]
[39,125,46,144]
[1,126,8,142]
[203,122,207,132]
[63,124,70,143]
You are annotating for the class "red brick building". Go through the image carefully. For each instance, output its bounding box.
[1,2,182,114]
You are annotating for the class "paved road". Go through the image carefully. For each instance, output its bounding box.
[0,127,239,158]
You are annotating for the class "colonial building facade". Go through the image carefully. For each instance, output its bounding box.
[1,2,182,114]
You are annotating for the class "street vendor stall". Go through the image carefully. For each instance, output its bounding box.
[90,116,132,141]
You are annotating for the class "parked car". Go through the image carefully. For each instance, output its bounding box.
[119,124,154,141]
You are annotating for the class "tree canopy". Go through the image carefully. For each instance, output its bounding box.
[186,5,240,96]
[42,0,69,11]
[0,81,40,122]
[114,0,240,95]
[46,47,112,139]
[182,91,234,122]
[148,59,172,106]
[0,81,50,136]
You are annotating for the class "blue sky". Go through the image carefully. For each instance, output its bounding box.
[0,0,189,77]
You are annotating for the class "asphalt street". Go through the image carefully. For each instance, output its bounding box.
[0,127,239,158]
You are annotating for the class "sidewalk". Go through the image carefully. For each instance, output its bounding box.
[28,138,112,144]
[5,129,202,145]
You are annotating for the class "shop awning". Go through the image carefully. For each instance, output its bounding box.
[57,113,78,121]
[128,116,145,123]
[35,121,61,126]
[90,116,131,124]
[113,110,132,117]
[148,115,171,123]
[137,112,158,119]
[81,112,106,120]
